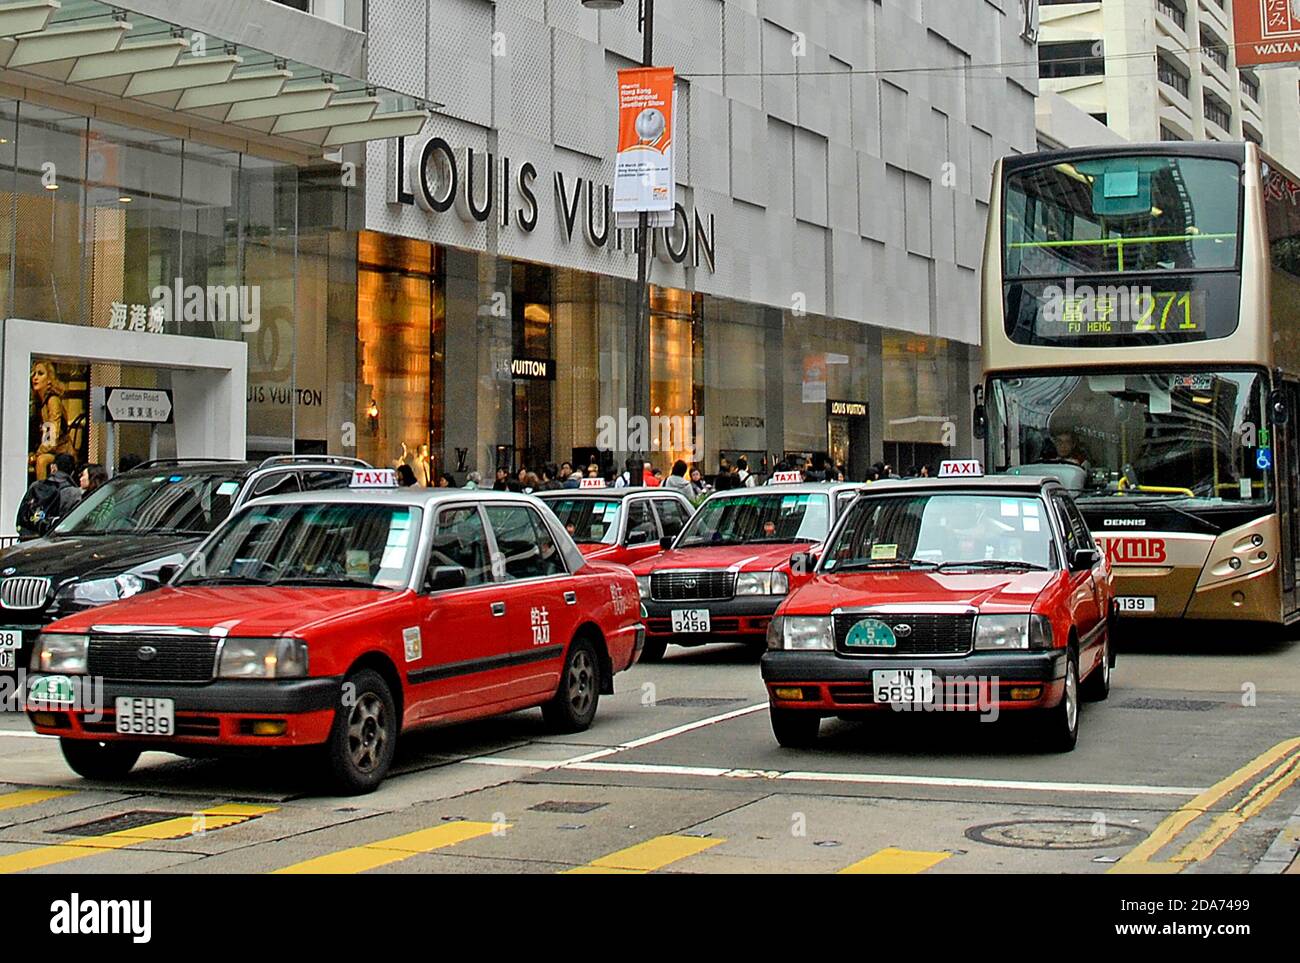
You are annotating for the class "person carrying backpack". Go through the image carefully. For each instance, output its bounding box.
[17,453,81,537]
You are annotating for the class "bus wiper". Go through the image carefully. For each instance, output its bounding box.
[935,559,1047,572]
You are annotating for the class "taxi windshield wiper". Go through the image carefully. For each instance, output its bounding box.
[935,559,1048,572]
[833,559,938,572]
[269,575,387,589]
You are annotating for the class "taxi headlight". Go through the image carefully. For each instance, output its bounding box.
[737,571,788,595]
[771,571,790,595]
[635,575,651,600]
[34,633,89,674]
[973,614,1053,651]
[768,616,834,651]
[54,573,145,606]
[217,638,308,679]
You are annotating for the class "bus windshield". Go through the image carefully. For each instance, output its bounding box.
[986,371,1271,506]
[1004,155,1240,277]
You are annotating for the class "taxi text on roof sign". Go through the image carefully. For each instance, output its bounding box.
[580,477,607,489]
[937,460,983,478]
[351,468,398,488]
[771,470,803,484]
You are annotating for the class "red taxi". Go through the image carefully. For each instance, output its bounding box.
[762,466,1114,750]
[535,485,695,566]
[25,474,644,793]
[631,481,864,661]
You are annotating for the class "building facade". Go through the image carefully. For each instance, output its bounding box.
[1039,0,1300,170]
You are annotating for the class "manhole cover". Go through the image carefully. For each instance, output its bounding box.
[965,820,1142,850]
[528,800,607,814]
[1118,697,1223,712]
[56,811,190,837]
[657,697,745,708]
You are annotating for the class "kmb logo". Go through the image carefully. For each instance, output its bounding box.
[1099,536,1167,565]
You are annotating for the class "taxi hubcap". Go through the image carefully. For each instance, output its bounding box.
[568,650,595,715]
[1064,663,1078,732]
[347,693,388,772]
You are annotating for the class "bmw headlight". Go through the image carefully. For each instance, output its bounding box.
[217,638,308,679]
[974,614,1053,651]
[54,573,145,607]
[635,575,651,600]
[767,615,834,651]
[34,633,89,674]
[736,571,789,596]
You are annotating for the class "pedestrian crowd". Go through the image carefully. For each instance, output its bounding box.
[16,452,111,536]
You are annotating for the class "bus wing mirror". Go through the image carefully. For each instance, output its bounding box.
[972,385,987,440]
[1269,389,1289,425]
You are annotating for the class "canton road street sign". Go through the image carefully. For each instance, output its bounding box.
[104,387,173,424]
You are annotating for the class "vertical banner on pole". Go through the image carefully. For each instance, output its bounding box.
[614,66,676,226]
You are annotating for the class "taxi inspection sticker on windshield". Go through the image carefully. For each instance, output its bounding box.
[870,543,898,560]
[845,618,897,648]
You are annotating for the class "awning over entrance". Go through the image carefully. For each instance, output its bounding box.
[0,0,430,163]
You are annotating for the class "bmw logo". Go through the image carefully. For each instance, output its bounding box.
[136,645,158,662]
[894,623,913,638]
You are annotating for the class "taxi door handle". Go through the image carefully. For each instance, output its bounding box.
[564,591,577,605]
[491,601,506,617]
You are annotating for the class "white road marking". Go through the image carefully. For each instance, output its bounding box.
[0,730,54,739]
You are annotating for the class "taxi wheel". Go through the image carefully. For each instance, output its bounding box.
[1040,653,1080,752]
[60,738,141,780]
[1080,632,1112,702]
[325,669,397,794]
[770,707,820,748]
[638,636,668,663]
[542,638,600,733]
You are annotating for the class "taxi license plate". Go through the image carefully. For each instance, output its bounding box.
[1115,596,1155,614]
[0,629,19,672]
[115,697,175,736]
[873,669,935,705]
[671,609,711,633]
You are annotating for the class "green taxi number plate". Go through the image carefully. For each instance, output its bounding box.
[0,629,19,672]
[872,669,935,705]
[115,697,174,736]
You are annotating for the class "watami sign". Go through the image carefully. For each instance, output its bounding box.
[1233,0,1300,66]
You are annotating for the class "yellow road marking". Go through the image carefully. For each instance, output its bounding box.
[1172,751,1300,865]
[1111,737,1300,874]
[0,789,74,812]
[566,835,723,874]
[274,821,504,874]
[0,803,276,874]
[839,847,952,874]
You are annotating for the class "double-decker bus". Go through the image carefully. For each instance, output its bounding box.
[977,142,1300,625]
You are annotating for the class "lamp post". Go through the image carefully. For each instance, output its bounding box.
[584,0,654,465]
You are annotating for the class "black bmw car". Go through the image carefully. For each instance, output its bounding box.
[0,455,369,673]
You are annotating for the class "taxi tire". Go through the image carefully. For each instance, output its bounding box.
[324,669,398,795]
[770,707,820,748]
[60,738,141,780]
[638,635,669,663]
[1039,651,1080,753]
[1080,631,1111,702]
[542,638,600,733]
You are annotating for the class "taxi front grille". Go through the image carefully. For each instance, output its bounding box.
[651,571,735,601]
[87,636,217,682]
[833,613,974,657]
[0,576,50,611]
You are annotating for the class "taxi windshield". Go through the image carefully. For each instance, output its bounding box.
[544,497,621,545]
[677,492,830,547]
[178,502,420,589]
[55,472,242,536]
[822,493,1055,572]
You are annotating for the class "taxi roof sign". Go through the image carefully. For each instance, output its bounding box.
[579,476,607,489]
[351,468,399,488]
[771,470,803,484]
[937,459,983,478]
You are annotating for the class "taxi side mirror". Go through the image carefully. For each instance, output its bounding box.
[1071,548,1101,571]
[790,552,815,576]
[659,536,675,550]
[425,565,467,593]
[627,528,652,546]
[156,564,179,585]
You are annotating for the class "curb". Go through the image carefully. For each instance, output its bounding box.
[1251,801,1300,874]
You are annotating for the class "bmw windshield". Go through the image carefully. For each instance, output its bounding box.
[55,472,243,536]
